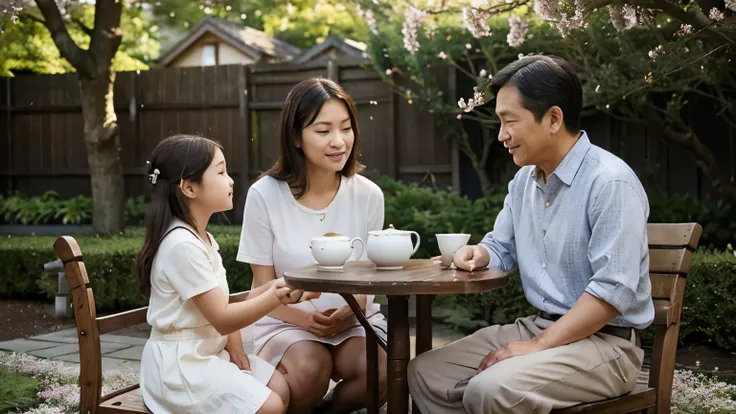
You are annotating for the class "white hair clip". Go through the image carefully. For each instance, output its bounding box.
[149,168,160,185]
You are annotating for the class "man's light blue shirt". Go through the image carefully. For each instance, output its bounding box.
[480,132,654,329]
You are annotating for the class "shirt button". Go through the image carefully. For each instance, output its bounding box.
[545,201,550,207]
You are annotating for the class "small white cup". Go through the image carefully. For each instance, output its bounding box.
[310,236,365,267]
[436,233,471,268]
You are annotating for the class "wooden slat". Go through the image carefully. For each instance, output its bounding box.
[553,384,655,413]
[649,248,693,274]
[649,274,678,301]
[647,223,702,250]
[653,299,677,326]
[97,307,148,335]
[99,387,150,414]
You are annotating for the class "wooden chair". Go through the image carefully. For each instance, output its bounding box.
[54,235,253,414]
[553,222,702,414]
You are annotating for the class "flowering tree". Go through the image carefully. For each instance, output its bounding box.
[354,0,736,199]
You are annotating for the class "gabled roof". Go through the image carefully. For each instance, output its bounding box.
[290,35,368,64]
[158,16,302,66]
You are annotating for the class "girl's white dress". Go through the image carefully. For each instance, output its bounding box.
[237,174,388,367]
[140,219,275,414]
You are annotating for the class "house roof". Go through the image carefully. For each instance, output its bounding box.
[290,35,368,64]
[158,16,302,66]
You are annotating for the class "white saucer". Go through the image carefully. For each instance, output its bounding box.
[375,266,404,271]
[316,265,344,272]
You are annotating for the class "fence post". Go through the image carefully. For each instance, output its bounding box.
[327,60,339,82]
[448,66,461,194]
[238,65,251,222]
[44,259,71,319]
[5,77,12,193]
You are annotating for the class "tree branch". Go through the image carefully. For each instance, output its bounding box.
[19,12,45,25]
[34,0,91,75]
[89,0,123,66]
[72,17,93,36]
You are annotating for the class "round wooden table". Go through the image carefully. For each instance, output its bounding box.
[284,259,511,414]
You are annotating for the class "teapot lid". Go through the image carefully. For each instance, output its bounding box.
[369,224,412,236]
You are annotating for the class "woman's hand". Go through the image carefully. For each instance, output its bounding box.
[308,307,358,338]
[302,310,337,337]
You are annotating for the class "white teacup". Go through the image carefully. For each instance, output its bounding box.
[436,233,471,268]
[310,236,365,268]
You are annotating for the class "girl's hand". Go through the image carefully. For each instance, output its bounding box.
[225,332,251,371]
[270,278,321,305]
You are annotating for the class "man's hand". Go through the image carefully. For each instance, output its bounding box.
[477,339,547,372]
[453,245,491,272]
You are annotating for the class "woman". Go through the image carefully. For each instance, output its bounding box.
[235,78,388,413]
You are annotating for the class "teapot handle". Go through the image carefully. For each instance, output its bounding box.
[350,237,365,260]
[410,231,421,255]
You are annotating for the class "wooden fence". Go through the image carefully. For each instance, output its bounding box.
[1,60,734,221]
[0,59,457,222]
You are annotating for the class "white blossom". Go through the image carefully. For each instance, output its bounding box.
[402,6,427,53]
[726,0,736,12]
[507,15,530,47]
[533,0,560,21]
[438,51,448,59]
[356,5,379,35]
[676,23,693,37]
[458,87,486,112]
[462,7,492,38]
[609,4,637,31]
[709,7,724,21]
[479,69,487,77]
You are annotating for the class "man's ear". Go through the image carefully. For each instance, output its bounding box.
[179,179,197,200]
[547,106,564,134]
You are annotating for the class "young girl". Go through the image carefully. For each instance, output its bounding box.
[135,135,317,414]
[237,78,388,413]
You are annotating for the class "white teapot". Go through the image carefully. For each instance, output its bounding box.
[366,224,421,270]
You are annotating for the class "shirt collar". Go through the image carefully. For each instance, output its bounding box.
[533,131,591,186]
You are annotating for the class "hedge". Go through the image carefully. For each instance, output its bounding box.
[1,177,735,350]
[0,226,253,310]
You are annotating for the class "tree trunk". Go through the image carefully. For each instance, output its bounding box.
[35,0,125,234]
[79,71,125,235]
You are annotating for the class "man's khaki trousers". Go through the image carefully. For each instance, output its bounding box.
[408,315,643,413]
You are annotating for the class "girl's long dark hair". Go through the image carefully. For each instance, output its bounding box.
[264,77,364,198]
[135,134,222,295]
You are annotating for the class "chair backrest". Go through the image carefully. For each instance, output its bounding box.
[646,223,702,414]
[53,236,252,413]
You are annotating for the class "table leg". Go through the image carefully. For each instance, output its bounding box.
[387,295,410,414]
[415,294,435,355]
[366,324,379,414]
[412,294,435,414]
[340,294,388,351]
[339,294,383,414]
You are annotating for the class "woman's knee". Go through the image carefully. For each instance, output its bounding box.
[257,392,285,414]
[283,342,333,394]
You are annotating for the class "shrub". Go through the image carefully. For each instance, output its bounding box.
[0,226,252,311]
[0,192,148,226]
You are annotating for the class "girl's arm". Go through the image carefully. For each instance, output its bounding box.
[192,278,312,335]
[251,264,312,327]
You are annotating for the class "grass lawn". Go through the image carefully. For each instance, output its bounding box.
[0,365,40,413]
